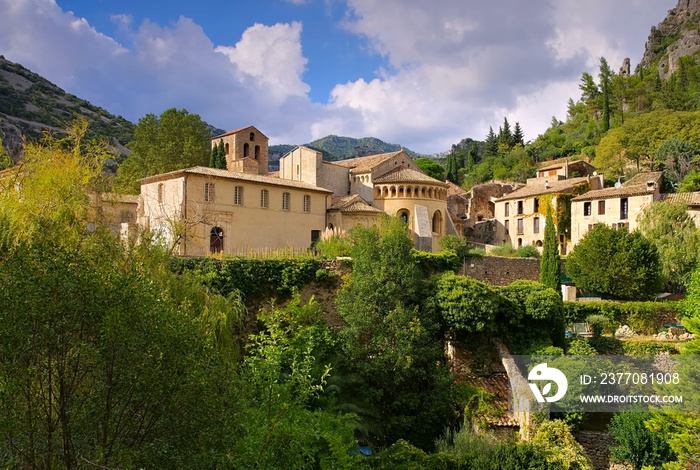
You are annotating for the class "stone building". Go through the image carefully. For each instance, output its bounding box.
[137,127,453,255]
[494,174,604,254]
[570,172,662,245]
[536,158,596,179]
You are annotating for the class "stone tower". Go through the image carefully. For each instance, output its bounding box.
[211,126,269,175]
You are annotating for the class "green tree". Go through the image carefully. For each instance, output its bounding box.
[638,201,700,293]
[115,108,210,193]
[513,121,525,146]
[210,138,226,169]
[416,157,446,181]
[540,205,561,293]
[434,273,503,334]
[484,126,499,158]
[599,57,613,133]
[499,117,514,148]
[335,216,453,449]
[608,413,674,470]
[654,137,699,186]
[566,224,663,300]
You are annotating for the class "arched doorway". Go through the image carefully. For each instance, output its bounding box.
[432,210,443,234]
[397,209,410,226]
[210,226,224,253]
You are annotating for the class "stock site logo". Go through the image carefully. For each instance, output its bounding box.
[528,363,568,403]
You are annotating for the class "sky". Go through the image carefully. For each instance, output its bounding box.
[0,0,675,154]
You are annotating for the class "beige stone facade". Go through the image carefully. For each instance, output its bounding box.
[494,174,604,254]
[211,126,269,176]
[139,167,330,256]
[570,172,662,245]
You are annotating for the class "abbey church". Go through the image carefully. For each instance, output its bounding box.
[137,126,456,256]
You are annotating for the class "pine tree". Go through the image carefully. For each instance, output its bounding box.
[216,139,226,169]
[513,122,524,146]
[484,127,499,158]
[599,57,612,133]
[499,117,514,148]
[540,205,561,293]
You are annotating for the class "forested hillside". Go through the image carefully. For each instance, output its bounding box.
[444,0,700,192]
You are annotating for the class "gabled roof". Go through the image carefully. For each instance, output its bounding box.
[328,195,383,213]
[211,125,267,140]
[373,167,448,186]
[657,191,700,206]
[138,166,332,193]
[495,176,591,202]
[537,159,595,172]
[572,172,662,202]
[332,150,406,173]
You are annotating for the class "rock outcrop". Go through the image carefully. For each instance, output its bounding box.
[641,0,700,78]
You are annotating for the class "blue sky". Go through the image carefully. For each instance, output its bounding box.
[0,0,675,153]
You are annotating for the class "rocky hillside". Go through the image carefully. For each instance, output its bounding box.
[0,55,134,157]
[641,0,700,78]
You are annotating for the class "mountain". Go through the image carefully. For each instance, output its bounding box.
[641,0,700,78]
[0,55,135,157]
[268,135,421,171]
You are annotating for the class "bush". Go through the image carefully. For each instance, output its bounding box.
[412,249,462,274]
[568,338,597,356]
[490,242,540,258]
[516,244,541,258]
[531,420,593,470]
[314,232,353,258]
[563,301,680,334]
[435,273,503,333]
[566,225,663,300]
[439,235,473,259]
[609,413,675,470]
[622,342,678,355]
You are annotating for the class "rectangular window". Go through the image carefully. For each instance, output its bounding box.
[205,182,215,202]
[303,195,311,212]
[234,186,243,206]
[260,189,269,209]
[282,192,290,211]
[533,217,540,234]
[517,200,524,215]
[598,200,605,215]
[517,218,524,235]
[533,198,539,213]
[158,183,164,204]
[311,230,321,243]
[620,198,628,220]
[583,201,591,216]
[505,202,509,217]
[505,220,509,235]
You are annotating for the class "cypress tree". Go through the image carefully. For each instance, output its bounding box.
[217,139,226,169]
[599,57,612,133]
[484,127,499,158]
[209,145,218,168]
[513,122,524,146]
[540,205,561,293]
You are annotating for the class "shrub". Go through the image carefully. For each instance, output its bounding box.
[531,420,593,470]
[622,342,678,355]
[439,235,472,259]
[568,338,597,356]
[608,413,675,470]
[435,273,503,333]
[516,244,540,258]
[563,301,680,334]
[412,249,462,274]
[566,225,663,300]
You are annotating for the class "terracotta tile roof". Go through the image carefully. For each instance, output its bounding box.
[537,159,594,172]
[572,172,663,202]
[138,166,332,193]
[332,150,405,173]
[658,191,700,206]
[329,195,383,213]
[447,181,467,197]
[495,176,591,202]
[211,125,267,139]
[373,167,448,186]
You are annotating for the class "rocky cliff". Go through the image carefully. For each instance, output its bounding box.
[641,0,700,78]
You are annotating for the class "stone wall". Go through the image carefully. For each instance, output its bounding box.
[462,256,540,286]
[575,431,629,470]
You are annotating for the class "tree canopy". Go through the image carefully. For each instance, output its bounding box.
[115,108,210,193]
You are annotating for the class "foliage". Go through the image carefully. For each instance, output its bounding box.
[210,138,226,169]
[415,157,445,181]
[439,234,474,259]
[453,383,504,430]
[654,137,699,187]
[233,294,357,469]
[335,216,454,449]
[586,314,609,337]
[500,281,566,353]
[490,241,540,258]
[114,108,210,193]
[568,338,598,355]
[531,420,593,470]
[566,224,663,300]
[434,273,503,334]
[621,341,678,355]
[412,248,462,275]
[608,413,675,470]
[638,201,700,293]
[0,125,239,469]
[541,205,562,292]
[314,230,353,258]
[563,301,679,334]
[169,256,320,303]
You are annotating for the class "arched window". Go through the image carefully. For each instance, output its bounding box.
[518,238,523,247]
[255,145,260,160]
[250,132,255,141]
[210,227,224,253]
[244,143,250,158]
[282,192,290,211]
[397,209,410,225]
[432,210,443,234]
[224,142,229,155]
[535,240,543,247]
[260,189,269,208]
